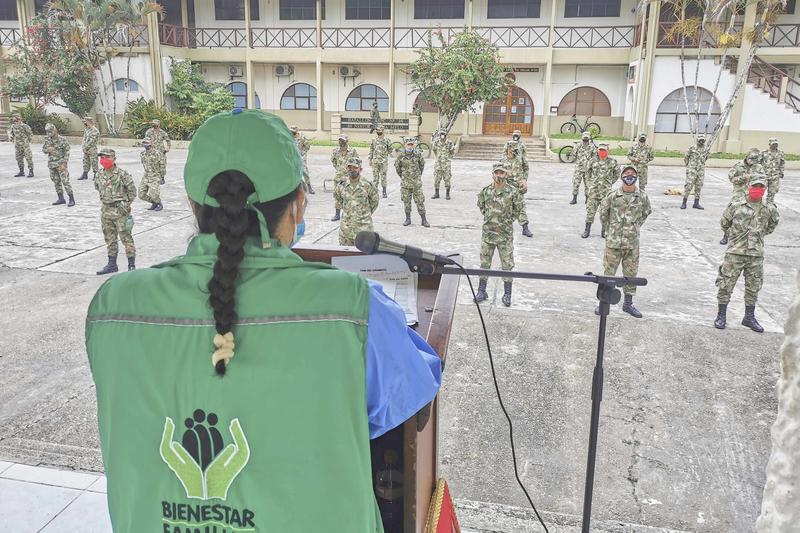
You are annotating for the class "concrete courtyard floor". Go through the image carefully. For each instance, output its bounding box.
[0,142,797,532]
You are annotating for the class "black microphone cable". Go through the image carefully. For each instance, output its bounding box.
[447,260,550,533]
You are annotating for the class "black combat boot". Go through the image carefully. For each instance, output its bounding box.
[403,211,411,226]
[96,256,118,275]
[420,213,430,228]
[159,177,165,185]
[147,203,157,210]
[692,198,704,210]
[27,167,34,178]
[67,194,75,207]
[52,194,66,205]
[622,294,642,318]
[446,187,451,200]
[569,194,577,205]
[153,202,163,211]
[128,257,136,271]
[713,304,727,329]
[741,305,764,333]
[501,282,512,307]
[431,188,440,199]
[521,223,532,237]
[601,226,607,239]
[331,209,341,222]
[382,187,387,199]
[307,183,315,194]
[581,223,591,239]
[680,196,688,209]
[78,171,88,181]
[474,279,488,303]
[720,233,728,245]
[14,166,24,177]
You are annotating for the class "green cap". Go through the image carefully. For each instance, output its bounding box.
[346,156,362,168]
[749,173,767,186]
[492,162,509,173]
[98,147,116,157]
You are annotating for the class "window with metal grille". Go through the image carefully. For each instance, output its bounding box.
[114,79,140,92]
[488,0,540,18]
[214,0,259,20]
[226,82,261,109]
[346,0,390,19]
[564,0,620,17]
[654,87,721,133]
[280,0,326,20]
[0,2,17,19]
[415,0,465,19]
[346,84,389,112]
[281,83,318,110]
[557,87,611,116]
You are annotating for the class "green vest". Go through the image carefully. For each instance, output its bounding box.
[86,234,381,533]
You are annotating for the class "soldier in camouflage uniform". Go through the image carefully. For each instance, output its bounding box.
[713,175,779,333]
[369,102,382,134]
[570,132,597,204]
[290,125,314,194]
[598,165,652,318]
[394,137,429,227]
[334,156,379,246]
[94,148,137,275]
[330,134,359,221]
[626,133,654,191]
[681,136,710,210]
[760,137,785,204]
[504,129,527,161]
[720,148,765,245]
[500,145,533,237]
[431,130,455,200]
[369,125,392,198]
[138,139,162,211]
[474,162,526,307]
[144,119,171,184]
[79,116,100,181]
[582,143,619,239]
[9,113,34,177]
[42,123,75,206]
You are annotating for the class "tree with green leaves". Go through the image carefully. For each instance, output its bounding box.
[406,30,509,136]
[165,59,212,113]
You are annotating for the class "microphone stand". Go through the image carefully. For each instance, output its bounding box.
[408,258,646,533]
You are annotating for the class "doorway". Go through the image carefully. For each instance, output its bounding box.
[482,86,534,135]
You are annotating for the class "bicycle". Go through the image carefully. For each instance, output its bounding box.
[558,144,577,164]
[391,139,431,159]
[560,114,601,138]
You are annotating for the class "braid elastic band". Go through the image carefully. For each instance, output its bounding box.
[247,193,271,248]
[212,332,235,368]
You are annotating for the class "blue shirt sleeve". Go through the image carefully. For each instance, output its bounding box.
[365,280,442,439]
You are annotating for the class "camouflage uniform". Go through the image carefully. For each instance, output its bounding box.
[432,137,455,191]
[9,118,33,172]
[585,156,620,226]
[599,188,652,295]
[727,157,765,204]
[370,104,382,133]
[504,130,527,161]
[331,145,359,210]
[334,157,379,246]
[627,141,654,191]
[138,145,162,204]
[82,123,100,174]
[760,140,785,204]
[42,127,73,197]
[369,133,392,191]
[294,132,312,190]
[500,150,530,226]
[683,143,710,200]
[572,140,598,199]
[144,126,171,180]
[95,162,137,258]
[477,175,525,283]
[394,143,426,216]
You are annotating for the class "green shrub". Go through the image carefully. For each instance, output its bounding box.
[125,98,206,140]
[16,104,70,134]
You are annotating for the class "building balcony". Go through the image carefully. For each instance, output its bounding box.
[0,27,20,47]
[656,21,745,48]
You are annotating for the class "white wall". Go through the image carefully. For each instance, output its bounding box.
[550,64,627,116]
[97,56,154,114]
[741,82,800,133]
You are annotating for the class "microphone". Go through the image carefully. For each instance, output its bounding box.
[354,231,455,269]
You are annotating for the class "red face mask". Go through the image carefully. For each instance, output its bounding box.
[748,187,765,201]
[598,150,608,160]
[99,158,114,170]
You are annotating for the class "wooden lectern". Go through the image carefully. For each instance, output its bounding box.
[293,244,461,533]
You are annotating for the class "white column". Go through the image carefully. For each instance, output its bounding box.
[147,12,165,107]
[316,58,324,133]
[389,0,396,119]
[723,1,758,153]
[180,0,188,28]
[635,1,661,137]
[539,0,557,138]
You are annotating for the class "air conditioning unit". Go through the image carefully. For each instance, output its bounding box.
[339,65,360,78]
[228,65,244,78]
[274,64,294,77]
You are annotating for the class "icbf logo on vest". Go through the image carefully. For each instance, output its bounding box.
[159,409,257,532]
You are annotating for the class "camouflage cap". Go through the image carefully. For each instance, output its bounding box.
[338,134,348,141]
[768,137,779,144]
[746,148,761,159]
[376,124,385,132]
[11,111,20,118]
[289,125,299,133]
[749,174,767,186]
[697,135,706,142]
[581,131,591,139]
[492,162,510,173]
[621,165,637,175]
[638,132,647,138]
[44,123,56,132]
[152,119,161,126]
[403,136,418,145]
[346,156,362,168]
[98,147,116,157]
[512,129,521,135]
[598,143,609,150]
[141,138,152,145]
[83,116,94,122]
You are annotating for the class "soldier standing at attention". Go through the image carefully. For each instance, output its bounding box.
[431,130,455,200]
[681,136,709,210]
[330,134,359,221]
[394,137,429,227]
[369,101,382,134]
[500,145,533,238]
[720,149,764,245]
[290,125,314,194]
[598,166,651,318]
[570,132,597,204]
[626,133,654,191]
[761,137,784,204]
[334,157,379,246]
[79,116,100,181]
[713,175,779,333]
[95,148,137,275]
[474,162,525,307]
[144,119,171,184]
[369,125,392,198]
[504,129,527,161]
[9,112,34,177]
[138,139,163,211]
[43,123,75,206]
[582,143,619,239]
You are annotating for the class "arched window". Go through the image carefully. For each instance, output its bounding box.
[345,84,389,112]
[114,78,140,92]
[655,87,721,133]
[226,82,261,110]
[557,86,611,116]
[412,92,437,113]
[281,83,317,110]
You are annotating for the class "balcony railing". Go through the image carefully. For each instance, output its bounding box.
[321,28,390,48]
[657,21,744,48]
[394,27,464,48]
[251,27,316,48]
[92,24,149,47]
[552,26,636,48]
[160,24,247,48]
[748,56,800,113]
[475,26,549,47]
[0,28,20,46]
[762,24,800,47]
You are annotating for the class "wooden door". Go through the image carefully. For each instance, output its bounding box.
[482,86,534,135]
